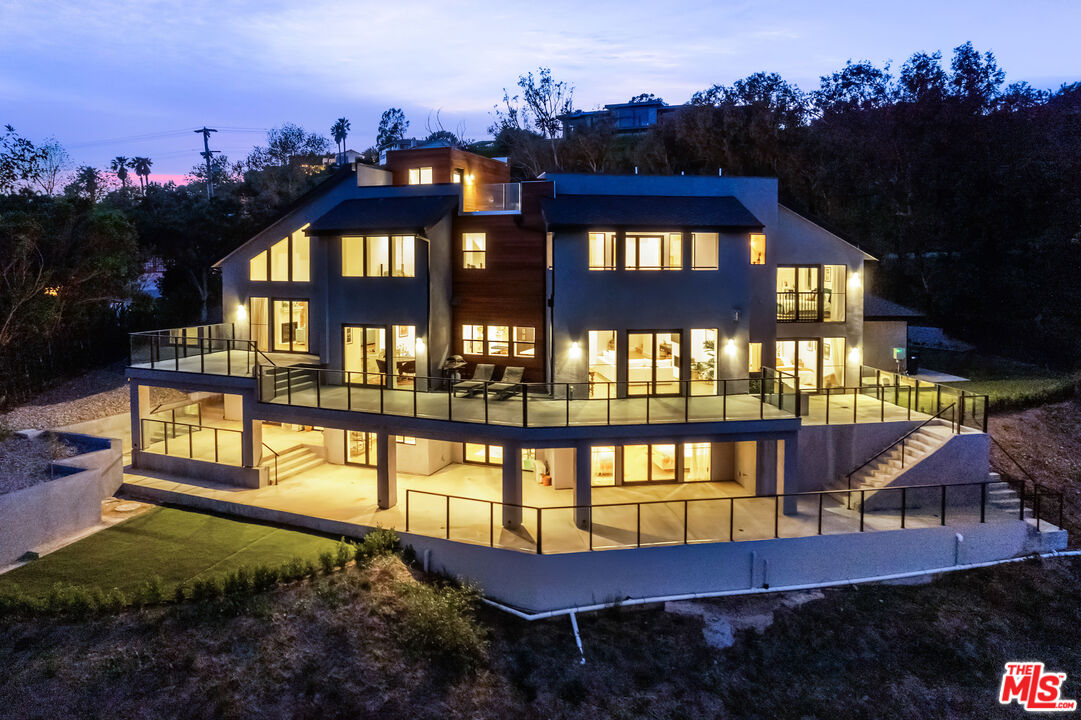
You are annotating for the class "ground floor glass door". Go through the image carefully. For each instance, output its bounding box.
[273,300,309,352]
[344,325,387,386]
[346,431,377,466]
[776,339,819,390]
[627,330,681,395]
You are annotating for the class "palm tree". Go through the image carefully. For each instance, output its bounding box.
[111,156,130,188]
[131,157,152,194]
[331,117,351,164]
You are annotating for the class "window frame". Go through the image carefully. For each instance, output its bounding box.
[625,231,682,270]
[462,324,485,355]
[513,326,536,357]
[749,233,766,265]
[251,224,311,282]
[691,231,719,270]
[588,230,617,270]
[462,232,486,269]
[776,264,824,322]
[408,166,433,185]
[341,235,416,278]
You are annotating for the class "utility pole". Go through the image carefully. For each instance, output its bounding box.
[194,127,218,199]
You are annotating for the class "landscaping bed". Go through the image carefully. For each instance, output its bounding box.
[0,431,81,495]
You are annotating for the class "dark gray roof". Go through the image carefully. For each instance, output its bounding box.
[541,194,762,229]
[864,293,924,319]
[307,196,457,236]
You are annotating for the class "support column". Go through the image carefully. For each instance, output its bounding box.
[755,439,779,496]
[241,391,261,467]
[574,440,591,529]
[782,431,799,515]
[376,430,397,509]
[501,439,523,529]
[129,382,148,451]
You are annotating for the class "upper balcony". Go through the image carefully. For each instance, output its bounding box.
[462,182,521,214]
[128,323,316,378]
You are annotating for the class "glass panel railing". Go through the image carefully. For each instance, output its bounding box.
[139,418,243,466]
[129,324,272,377]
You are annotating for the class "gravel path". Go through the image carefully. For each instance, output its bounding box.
[0,366,129,431]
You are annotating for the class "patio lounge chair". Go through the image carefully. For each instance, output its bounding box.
[453,363,494,396]
[489,366,525,400]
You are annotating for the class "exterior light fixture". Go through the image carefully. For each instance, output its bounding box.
[466,173,476,185]
[235,303,247,322]
[569,341,582,359]
[724,338,737,357]
[848,346,861,364]
[848,272,861,289]
[416,337,426,354]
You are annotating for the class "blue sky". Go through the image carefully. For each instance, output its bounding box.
[2,0,1078,180]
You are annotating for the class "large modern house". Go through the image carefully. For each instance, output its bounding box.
[125,146,1064,613]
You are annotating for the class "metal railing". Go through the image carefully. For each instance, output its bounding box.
[139,418,243,465]
[257,366,796,428]
[858,365,988,432]
[262,442,280,485]
[845,403,959,492]
[989,435,1065,533]
[776,291,821,322]
[404,477,1049,555]
[129,324,277,376]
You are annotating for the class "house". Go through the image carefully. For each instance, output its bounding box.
[124,145,1063,613]
[559,99,687,135]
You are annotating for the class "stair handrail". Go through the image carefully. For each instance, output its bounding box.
[246,340,278,369]
[988,434,1064,532]
[845,402,958,491]
[261,442,280,485]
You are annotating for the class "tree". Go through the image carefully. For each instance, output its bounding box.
[111,156,131,188]
[131,156,153,194]
[948,41,1005,112]
[490,67,575,171]
[629,93,664,104]
[814,60,893,115]
[246,124,330,169]
[331,117,351,164]
[0,125,44,193]
[896,51,948,103]
[376,108,409,151]
[64,166,106,203]
[32,138,72,195]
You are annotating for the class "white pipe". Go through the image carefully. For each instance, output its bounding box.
[482,549,1081,621]
[569,611,586,665]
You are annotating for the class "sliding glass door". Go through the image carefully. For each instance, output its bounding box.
[628,330,681,395]
[343,325,387,386]
[272,299,308,352]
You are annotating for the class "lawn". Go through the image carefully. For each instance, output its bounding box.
[0,507,342,599]
[918,348,1077,410]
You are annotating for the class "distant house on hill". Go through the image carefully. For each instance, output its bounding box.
[559,98,688,135]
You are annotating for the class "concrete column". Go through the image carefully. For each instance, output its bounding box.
[755,439,779,496]
[376,430,397,509]
[574,441,591,529]
[501,439,523,528]
[241,391,261,467]
[129,382,145,450]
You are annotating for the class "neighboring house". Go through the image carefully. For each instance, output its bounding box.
[125,145,1062,612]
[862,294,924,373]
[322,149,364,166]
[560,99,688,135]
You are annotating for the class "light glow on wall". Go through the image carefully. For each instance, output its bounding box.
[848,346,861,364]
[724,338,737,357]
[416,337,426,354]
[235,303,247,322]
[848,272,861,289]
[569,341,582,360]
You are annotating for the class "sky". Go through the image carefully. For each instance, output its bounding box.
[2,0,1079,182]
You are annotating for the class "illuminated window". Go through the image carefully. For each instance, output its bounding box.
[750,233,766,265]
[463,233,486,269]
[748,342,762,373]
[342,237,365,276]
[393,235,415,277]
[408,166,433,184]
[366,235,390,277]
[249,250,268,281]
[822,337,846,387]
[591,446,616,486]
[692,232,719,270]
[683,443,712,482]
[270,238,289,281]
[462,325,485,355]
[396,436,416,445]
[452,168,464,183]
[588,231,616,270]
[823,265,846,322]
[513,326,536,357]
[487,325,510,356]
[626,232,681,270]
[290,225,310,282]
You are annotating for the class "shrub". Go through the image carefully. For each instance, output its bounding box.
[45,584,95,618]
[334,540,353,569]
[393,581,487,672]
[281,557,308,582]
[319,551,336,575]
[357,527,400,564]
[173,584,187,604]
[252,565,279,591]
[190,577,223,603]
[223,567,252,595]
[137,576,165,606]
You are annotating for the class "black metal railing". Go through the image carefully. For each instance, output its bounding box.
[844,402,959,492]
[403,477,1052,555]
[989,435,1065,533]
[776,291,822,322]
[129,323,277,376]
[139,418,243,465]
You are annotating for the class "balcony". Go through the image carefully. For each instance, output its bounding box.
[776,290,845,322]
[462,182,520,213]
[129,323,316,377]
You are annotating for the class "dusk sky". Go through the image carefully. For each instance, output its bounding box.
[2,0,1078,182]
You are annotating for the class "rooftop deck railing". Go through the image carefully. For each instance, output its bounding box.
[129,323,276,376]
[404,477,1060,555]
[464,182,521,213]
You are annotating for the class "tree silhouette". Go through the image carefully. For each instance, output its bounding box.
[111,156,130,188]
[376,109,408,151]
[131,156,152,194]
[331,117,351,164]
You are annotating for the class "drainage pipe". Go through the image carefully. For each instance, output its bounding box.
[482,549,1081,621]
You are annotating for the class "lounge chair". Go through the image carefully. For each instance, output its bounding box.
[488,366,525,400]
[453,363,494,396]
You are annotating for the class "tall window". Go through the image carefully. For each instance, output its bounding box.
[750,233,765,264]
[513,326,536,357]
[253,224,310,282]
[272,300,309,352]
[690,328,717,394]
[342,236,414,278]
[748,342,762,373]
[692,232,719,270]
[463,233,486,269]
[462,325,484,355]
[589,330,617,398]
[591,446,617,486]
[777,266,821,322]
[625,232,681,270]
[822,337,846,387]
[588,231,616,270]
[823,265,846,322]
[408,167,433,184]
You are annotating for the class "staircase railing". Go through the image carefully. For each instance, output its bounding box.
[989,435,1064,533]
[261,443,280,486]
[845,402,958,492]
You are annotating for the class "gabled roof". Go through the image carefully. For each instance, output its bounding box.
[306,195,458,236]
[541,194,762,229]
[864,293,924,320]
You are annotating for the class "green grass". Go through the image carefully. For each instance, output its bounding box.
[917,348,1078,410]
[0,507,341,599]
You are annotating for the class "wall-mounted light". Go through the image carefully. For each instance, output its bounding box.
[235,303,247,322]
[848,346,861,364]
[465,173,476,185]
[415,337,426,354]
[848,272,862,289]
[724,338,737,357]
[568,341,582,360]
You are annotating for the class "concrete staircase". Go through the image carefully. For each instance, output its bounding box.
[847,419,955,491]
[262,445,323,484]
